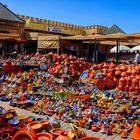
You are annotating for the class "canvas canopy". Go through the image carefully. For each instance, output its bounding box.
[130,45,140,52]
[110,45,131,53]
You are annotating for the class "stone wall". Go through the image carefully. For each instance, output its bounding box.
[18,15,108,36]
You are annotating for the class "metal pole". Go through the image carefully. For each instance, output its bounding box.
[57,36,60,55]
[116,39,120,64]
[94,39,97,62]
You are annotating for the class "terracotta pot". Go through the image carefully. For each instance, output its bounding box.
[7,109,15,116]
[41,121,51,131]
[80,137,105,140]
[56,134,72,140]
[0,133,11,140]
[119,78,126,87]
[126,69,132,74]
[104,77,114,89]
[121,72,127,77]
[130,123,140,140]
[51,128,65,138]
[115,70,121,76]
[11,128,36,140]
[27,122,42,133]
[36,132,53,140]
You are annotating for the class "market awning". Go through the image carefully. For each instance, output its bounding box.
[38,35,59,49]
[0,33,20,38]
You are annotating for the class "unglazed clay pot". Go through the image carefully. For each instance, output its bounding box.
[130,123,140,140]
[36,132,53,140]
[56,134,72,140]
[50,128,65,138]
[11,128,36,140]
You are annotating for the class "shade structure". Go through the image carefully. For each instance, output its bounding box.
[110,45,131,53]
[130,45,140,52]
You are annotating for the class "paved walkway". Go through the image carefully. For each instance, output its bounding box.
[0,101,131,140]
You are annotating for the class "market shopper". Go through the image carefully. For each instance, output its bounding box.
[135,51,140,64]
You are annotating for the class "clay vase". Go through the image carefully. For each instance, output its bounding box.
[130,123,140,140]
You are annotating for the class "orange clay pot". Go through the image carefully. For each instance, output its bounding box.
[36,132,53,140]
[56,134,72,140]
[130,123,140,140]
[27,122,42,133]
[11,128,36,140]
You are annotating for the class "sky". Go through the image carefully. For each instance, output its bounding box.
[0,0,140,33]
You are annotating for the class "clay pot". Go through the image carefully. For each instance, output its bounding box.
[135,65,140,71]
[92,64,98,69]
[36,132,53,140]
[0,133,11,140]
[7,109,15,116]
[115,70,121,76]
[56,134,72,140]
[121,72,127,77]
[126,69,132,74]
[126,77,132,86]
[51,128,65,138]
[132,78,139,88]
[11,128,36,140]
[27,122,42,133]
[130,123,140,140]
[120,65,128,71]
[80,137,105,140]
[110,62,116,68]
[119,78,126,87]
[115,66,120,71]
[41,121,51,131]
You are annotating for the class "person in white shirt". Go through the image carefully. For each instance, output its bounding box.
[135,51,140,64]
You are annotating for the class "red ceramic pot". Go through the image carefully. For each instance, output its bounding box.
[27,122,42,133]
[36,132,53,140]
[11,128,36,140]
[0,133,11,140]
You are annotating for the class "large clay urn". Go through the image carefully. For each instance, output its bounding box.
[130,123,140,140]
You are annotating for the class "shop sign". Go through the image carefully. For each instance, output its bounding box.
[48,27,61,33]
